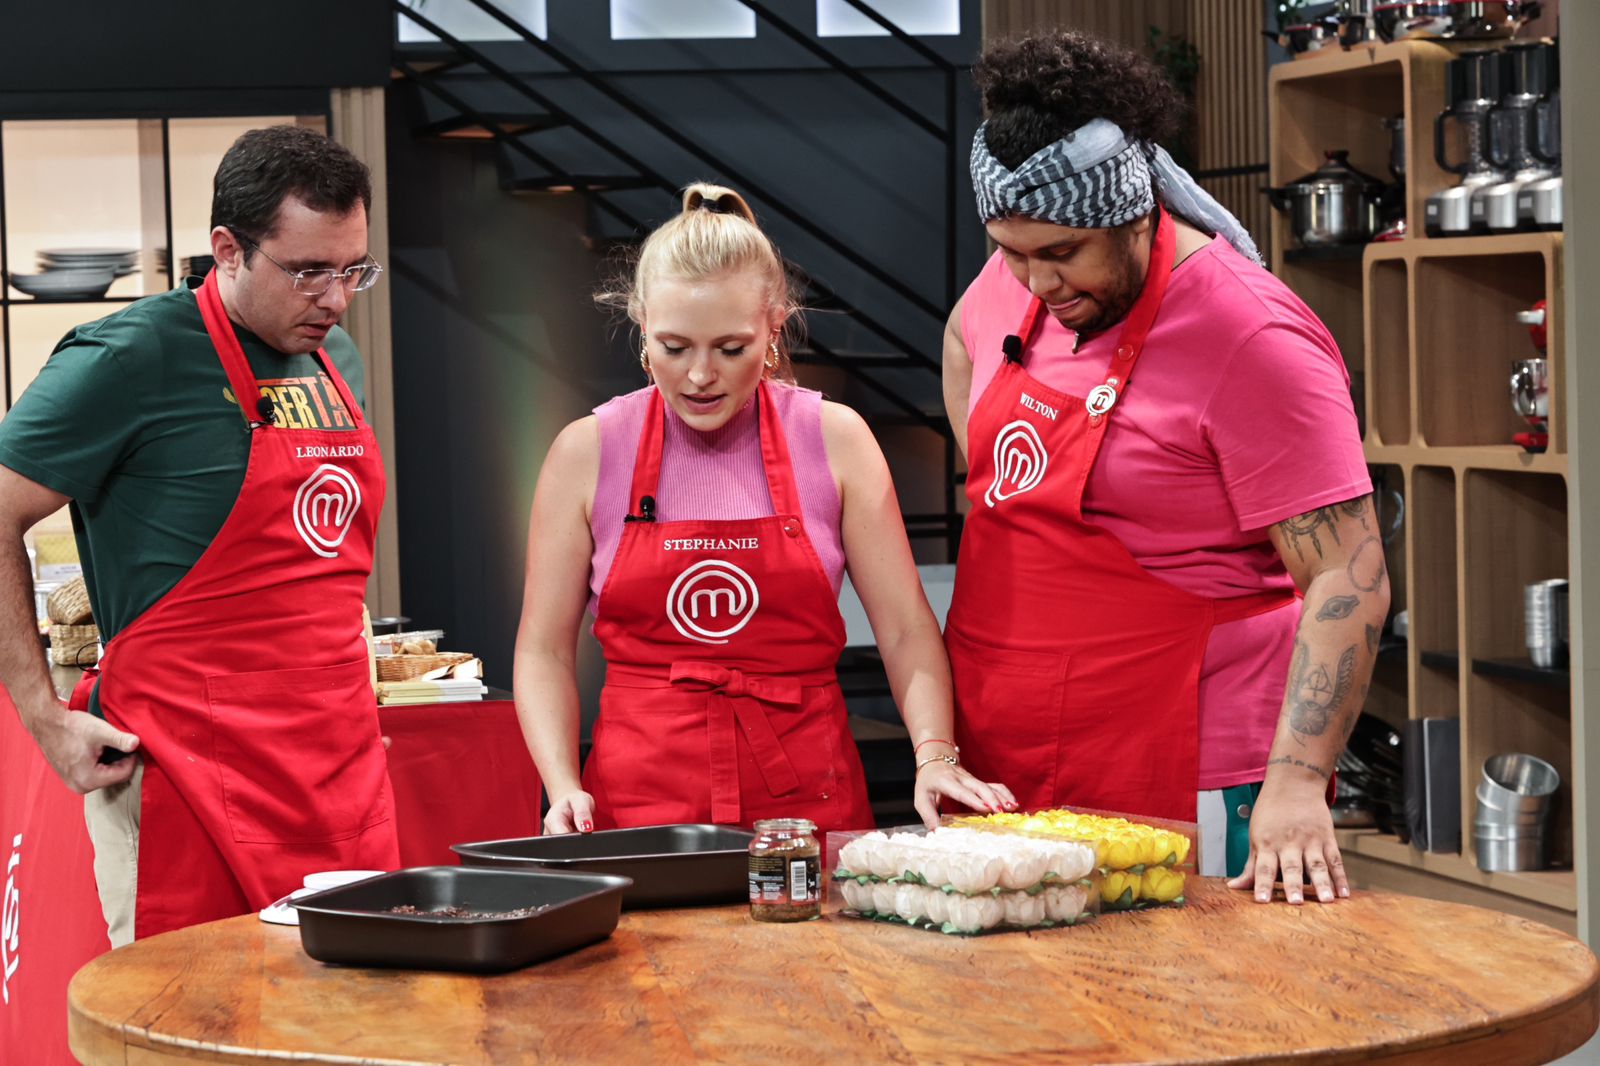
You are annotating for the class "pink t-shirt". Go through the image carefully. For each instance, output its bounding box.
[961,236,1371,789]
[589,384,844,617]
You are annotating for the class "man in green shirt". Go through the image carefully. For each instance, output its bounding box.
[0,125,391,943]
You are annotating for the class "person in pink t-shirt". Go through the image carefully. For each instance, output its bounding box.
[515,183,1013,839]
[943,31,1386,905]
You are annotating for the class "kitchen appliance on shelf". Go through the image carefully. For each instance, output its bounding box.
[1266,150,1388,247]
[1374,115,1408,240]
[1427,49,1509,237]
[1510,300,1548,451]
[1265,17,1341,55]
[1450,0,1543,39]
[1375,1,1542,42]
[1337,0,1381,47]
[1375,1,1453,41]
[1518,49,1562,231]
[1475,40,1559,233]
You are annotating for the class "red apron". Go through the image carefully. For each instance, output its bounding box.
[946,207,1294,822]
[583,382,874,838]
[78,272,398,939]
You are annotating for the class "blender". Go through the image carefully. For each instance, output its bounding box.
[1425,49,1508,237]
[1518,61,1562,231]
[1474,41,1558,233]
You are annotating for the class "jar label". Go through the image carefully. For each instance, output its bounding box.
[749,854,818,904]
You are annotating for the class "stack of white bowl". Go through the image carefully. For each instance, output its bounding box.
[1474,753,1560,872]
[6,246,139,301]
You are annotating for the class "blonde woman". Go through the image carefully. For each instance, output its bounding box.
[514,183,1015,836]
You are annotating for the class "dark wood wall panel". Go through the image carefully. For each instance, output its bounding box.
[1192,0,1270,255]
[981,0,1271,254]
[982,0,1189,49]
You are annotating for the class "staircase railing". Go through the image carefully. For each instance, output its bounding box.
[391,0,966,556]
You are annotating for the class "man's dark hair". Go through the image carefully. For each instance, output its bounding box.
[210,125,372,256]
[973,32,1186,169]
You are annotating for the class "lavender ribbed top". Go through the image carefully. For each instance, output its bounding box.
[588,383,845,615]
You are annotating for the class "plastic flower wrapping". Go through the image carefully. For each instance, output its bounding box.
[827,826,1101,935]
[949,807,1200,911]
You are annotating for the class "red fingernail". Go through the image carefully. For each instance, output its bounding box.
[579,821,592,832]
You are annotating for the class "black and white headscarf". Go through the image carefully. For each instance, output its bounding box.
[970,117,1262,265]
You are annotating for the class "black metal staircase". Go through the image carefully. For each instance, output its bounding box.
[389,0,972,560]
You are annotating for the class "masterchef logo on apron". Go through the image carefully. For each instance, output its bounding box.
[985,419,1049,507]
[666,558,760,645]
[293,463,362,559]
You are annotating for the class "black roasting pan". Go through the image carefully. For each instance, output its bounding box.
[452,824,755,908]
[291,865,630,972]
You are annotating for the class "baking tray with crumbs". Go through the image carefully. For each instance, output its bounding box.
[291,865,630,972]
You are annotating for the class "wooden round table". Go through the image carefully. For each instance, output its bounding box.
[69,879,1598,1064]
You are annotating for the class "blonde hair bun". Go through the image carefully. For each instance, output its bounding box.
[682,183,757,224]
[596,180,803,382]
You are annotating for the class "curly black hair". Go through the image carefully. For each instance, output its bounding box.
[973,32,1186,169]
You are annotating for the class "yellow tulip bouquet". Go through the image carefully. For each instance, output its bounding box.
[949,808,1198,911]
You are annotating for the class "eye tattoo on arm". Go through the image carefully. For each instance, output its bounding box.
[1315,596,1360,622]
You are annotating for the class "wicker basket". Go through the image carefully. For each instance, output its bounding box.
[375,652,473,682]
[47,577,93,625]
[50,622,101,667]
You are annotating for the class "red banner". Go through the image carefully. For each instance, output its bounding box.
[0,692,540,1064]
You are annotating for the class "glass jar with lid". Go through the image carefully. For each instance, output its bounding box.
[747,818,821,922]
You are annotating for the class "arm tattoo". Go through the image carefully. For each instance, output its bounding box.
[1286,640,1358,740]
[1277,496,1377,563]
[1339,497,1372,531]
[1365,624,1380,654]
[1347,536,1387,593]
[1277,507,1342,563]
[1316,595,1360,621]
[1267,755,1332,780]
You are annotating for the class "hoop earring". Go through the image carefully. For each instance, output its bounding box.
[766,341,781,373]
[639,341,651,376]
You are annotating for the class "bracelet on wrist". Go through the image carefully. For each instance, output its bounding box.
[915,753,960,773]
[913,737,959,755]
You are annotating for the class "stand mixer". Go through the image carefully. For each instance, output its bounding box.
[1425,49,1508,237]
[1511,300,1549,452]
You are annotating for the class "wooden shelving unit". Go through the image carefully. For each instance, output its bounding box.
[1271,41,1575,933]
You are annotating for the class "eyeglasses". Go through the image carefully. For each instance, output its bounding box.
[230,230,383,297]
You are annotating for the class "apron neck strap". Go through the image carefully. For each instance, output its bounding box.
[1110,203,1176,365]
[1005,204,1176,377]
[194,271,361,428]
[627,381,803,522]
[196,272,267,427]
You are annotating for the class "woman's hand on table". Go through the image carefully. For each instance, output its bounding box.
[1227,780,1348,904]
[544,789,597,835]
[913,758,1016,829]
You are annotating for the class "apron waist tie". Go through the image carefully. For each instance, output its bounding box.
[1213,589,1298,626]
[608,663,836,824]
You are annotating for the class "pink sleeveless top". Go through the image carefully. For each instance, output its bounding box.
[589,384,844,615]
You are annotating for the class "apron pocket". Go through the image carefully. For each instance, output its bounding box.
[205,658,390,845]
[946,626,1070,796]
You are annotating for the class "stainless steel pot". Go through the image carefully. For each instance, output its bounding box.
[1265,150,1387,246]
[1450,0,1542,40]
[1374,1,1453,41]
